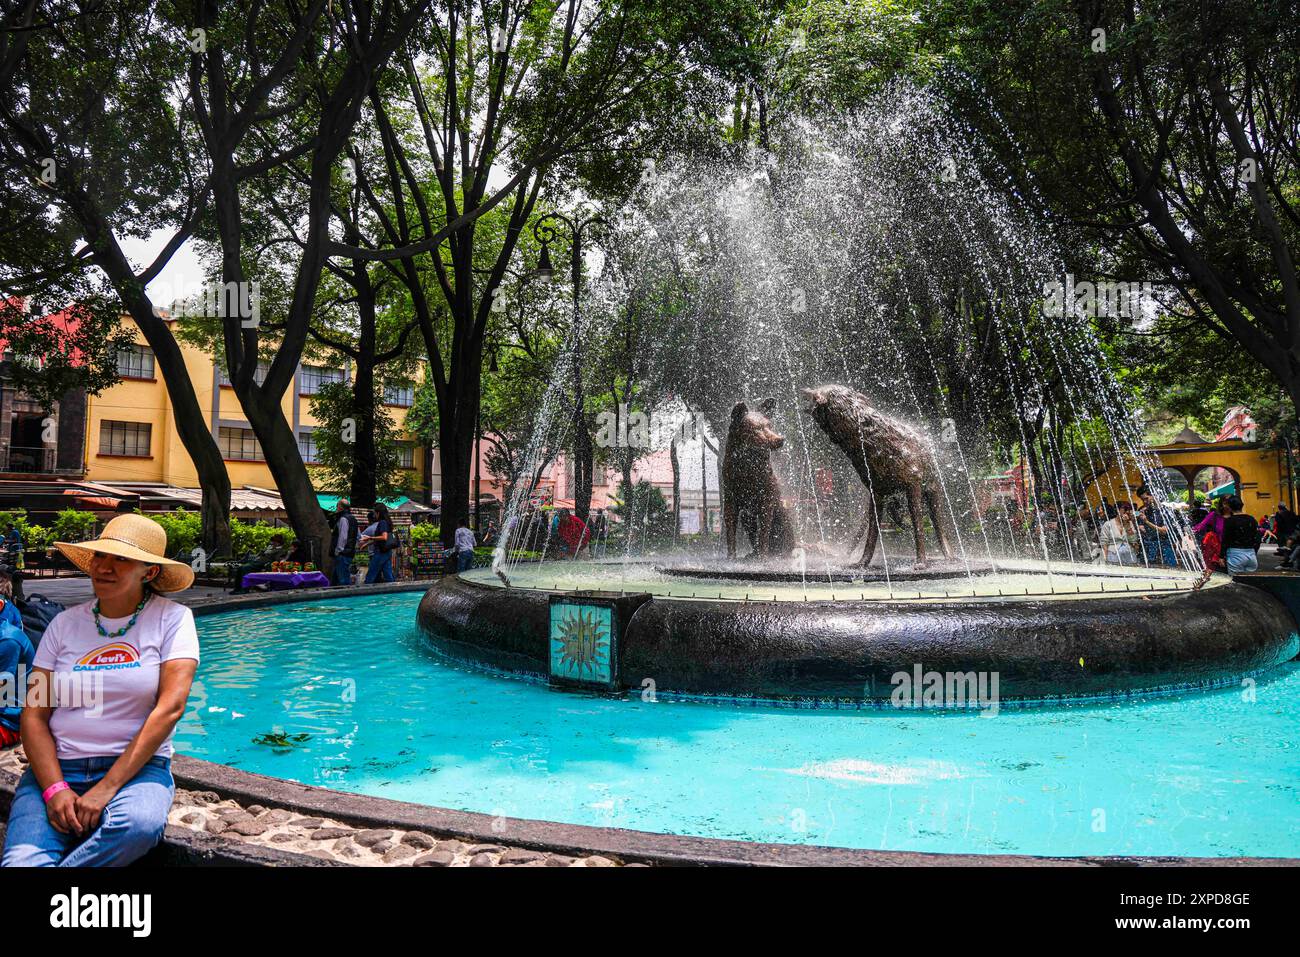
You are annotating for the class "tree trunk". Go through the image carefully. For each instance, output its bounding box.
[349,268,380,509]
[670,437,681,544]
[105,272,233,558]
[437,377,479,549]
[241,394,332,571]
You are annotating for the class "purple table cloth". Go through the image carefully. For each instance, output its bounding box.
[240,571,331,591]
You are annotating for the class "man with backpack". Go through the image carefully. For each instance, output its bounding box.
[329,500,359,586]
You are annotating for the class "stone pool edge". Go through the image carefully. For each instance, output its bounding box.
[153,586,1299,867]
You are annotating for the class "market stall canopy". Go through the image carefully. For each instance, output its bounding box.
[315,494,436,514]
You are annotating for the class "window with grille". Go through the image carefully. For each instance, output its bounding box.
[218,359,270,387]
[384,382,415,407]
[99,421,152,456]
[300,364,345,395]
[116,344,155,380]
[219,426,264,461]
[298,430,319,464]
[397,442,415,469]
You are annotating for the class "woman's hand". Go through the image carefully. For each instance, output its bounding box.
[72,781,117,833]
[45,788,82,835]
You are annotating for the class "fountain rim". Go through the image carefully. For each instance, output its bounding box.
[157,588,1299,866]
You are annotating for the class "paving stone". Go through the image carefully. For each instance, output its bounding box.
[334,840,364,859]
[216,809,254,823]
[204,819,229,835]
[353,829,395,848]
[247,804,267,815]
[191,791,222,805]
[262,809,294,823]
[413,850,455,867]
[545,855,576,867]
[383,844,418,863]
[289,818,324,829]
[228,820,272,837]
[500,848,546,864]
[311,827,356,841]
[466,844,504,854]
[269,833,298,844]
[435,840,467,854]
[180,812,204,825]
[303,849,336,861]
[401,832,437,849]
[371,841,394,855]
[469,853,496,867]
[584,856,616,867]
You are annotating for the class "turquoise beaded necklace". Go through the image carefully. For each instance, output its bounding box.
[93,593,150,638]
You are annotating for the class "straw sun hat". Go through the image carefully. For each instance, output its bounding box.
[55,514,195,593]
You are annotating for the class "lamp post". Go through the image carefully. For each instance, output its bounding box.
[532,211,607,524]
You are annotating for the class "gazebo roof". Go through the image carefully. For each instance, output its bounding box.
[1171,426,1209,445]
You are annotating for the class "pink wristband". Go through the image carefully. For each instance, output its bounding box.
[42,781,71,803]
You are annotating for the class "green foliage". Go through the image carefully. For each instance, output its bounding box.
[231,519,295,558]
[308,380,403,498]
[149,509,201,558]
[151,508,294,559]
[409,523,441,544]
[609,479,675,547]
[49,509,98,544]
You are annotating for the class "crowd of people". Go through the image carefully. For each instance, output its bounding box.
[1025,486,1275,573]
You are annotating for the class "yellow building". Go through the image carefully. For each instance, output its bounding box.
[1086,431,1294,513]
[82,317,428,498]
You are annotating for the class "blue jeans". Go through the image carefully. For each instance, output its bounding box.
[331,553,353,586]
[456,549,474,572]
[1225,548,1259,573]
[1142,537,1177,567]
[2,755,173,867]
[365,550,395,583]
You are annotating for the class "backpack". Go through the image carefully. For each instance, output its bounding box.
[17,594,65,648]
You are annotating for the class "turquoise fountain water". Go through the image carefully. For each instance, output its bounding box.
[177,593,1298,858]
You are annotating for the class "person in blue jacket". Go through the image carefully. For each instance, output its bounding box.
[0,619,33,750]
[0,569,23,634]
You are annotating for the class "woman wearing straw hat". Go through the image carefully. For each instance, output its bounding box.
[2,514,198,867]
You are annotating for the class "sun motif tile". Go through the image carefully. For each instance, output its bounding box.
[549,602,613,687]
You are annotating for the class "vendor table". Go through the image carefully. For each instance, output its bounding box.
[240,570,331,591]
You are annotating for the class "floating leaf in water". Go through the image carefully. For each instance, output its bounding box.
[1079,657,1085,667]
[252,731,312,749]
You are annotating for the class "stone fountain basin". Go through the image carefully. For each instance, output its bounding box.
[416,570,1300,702]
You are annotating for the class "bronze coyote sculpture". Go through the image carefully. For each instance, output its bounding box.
[803,384,955,568]
[722,398,796,559]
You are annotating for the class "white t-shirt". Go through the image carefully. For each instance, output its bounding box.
[32,596,200,760]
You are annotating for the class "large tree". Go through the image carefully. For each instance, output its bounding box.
[932,0,1300,420]
[341,0,739,545]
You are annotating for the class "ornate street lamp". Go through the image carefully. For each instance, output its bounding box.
[531,211,608,524]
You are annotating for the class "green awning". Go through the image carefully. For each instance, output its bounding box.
[316,494,411,511]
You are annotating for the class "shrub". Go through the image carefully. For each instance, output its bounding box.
[50,509,98,544]
[230,518,295,557]
[409,523,440,544]
[609,479,674,547]
[150,509,201,558]
[23,524,53,550]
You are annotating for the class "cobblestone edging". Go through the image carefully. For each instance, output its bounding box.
[3,587,1290,868]
[0,749,628,867]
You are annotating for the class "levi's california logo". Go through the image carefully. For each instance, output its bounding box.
[74,642,141,672]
